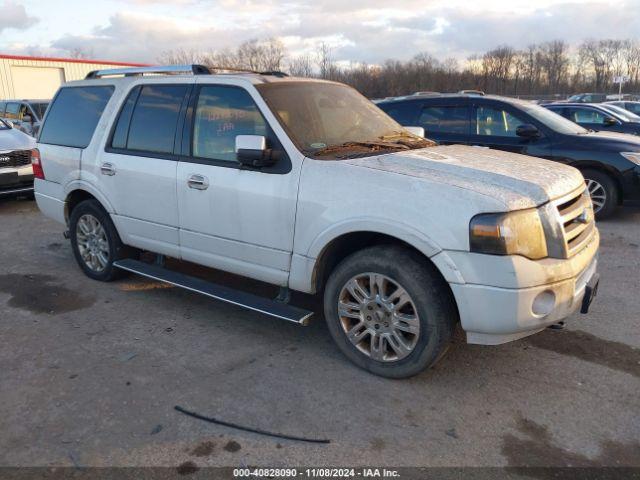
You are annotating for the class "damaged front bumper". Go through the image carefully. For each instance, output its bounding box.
[447,228,600,345]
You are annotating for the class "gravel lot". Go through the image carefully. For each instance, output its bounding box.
[0,198,639,472]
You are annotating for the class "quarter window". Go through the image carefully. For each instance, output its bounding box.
[39,86,114,148]
[192,86,267,162]
[475,106,527,137]
[419,106,469,134]
[125,85,188,154]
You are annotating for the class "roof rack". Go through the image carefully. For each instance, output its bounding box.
[458,89,485,96]
[85,64,211,79]
[85,64,289,79]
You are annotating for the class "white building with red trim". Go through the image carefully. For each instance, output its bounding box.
[0,54,148,100]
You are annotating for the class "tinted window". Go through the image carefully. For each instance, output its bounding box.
[192,86,267,162]
[626,103,640,115]
[39,86,114,148]
[419,105,469,134]
[379,102,417,125]
[547,106,569,117]
[126,85,187,154]
[5,102,19,120]
[475,106,528,137]
[525,105,587,135]
[30,102,49,120]
[111,87,140,150]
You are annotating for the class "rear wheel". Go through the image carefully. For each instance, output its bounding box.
[69,199,132,281]
[582,169,618,219]
[323,245,457,378]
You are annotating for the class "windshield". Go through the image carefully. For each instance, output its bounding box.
[601,104,640,122]
[256,81,432,159]
[523,103,589,134]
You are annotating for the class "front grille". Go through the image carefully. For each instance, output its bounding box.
[554,186,596,257]
[0,150,31,169]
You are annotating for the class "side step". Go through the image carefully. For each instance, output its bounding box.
[113,258,313,325]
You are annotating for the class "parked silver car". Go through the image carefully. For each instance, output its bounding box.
[0,119,36,197]
[0,99,49,137]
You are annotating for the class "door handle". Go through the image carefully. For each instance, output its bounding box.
[100,162,116,176]
[187,174,209,190]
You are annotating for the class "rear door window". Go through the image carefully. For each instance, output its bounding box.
[379,102,418,125]
[39,86,114,148]
[419,105,469,134]
[121,84,188,154]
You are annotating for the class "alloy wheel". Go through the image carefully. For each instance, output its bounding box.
[586,178,606,214]
[337,273,420,362]
[76,213,110,272]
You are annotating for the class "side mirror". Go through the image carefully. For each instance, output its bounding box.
[603,116,617,126]
[516,124,540,138]
[22,114,33,124]
[235,135,275,167]
[404,126,425,137]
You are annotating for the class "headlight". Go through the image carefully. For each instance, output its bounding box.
[469,208,548,260]
[621,152,640,165]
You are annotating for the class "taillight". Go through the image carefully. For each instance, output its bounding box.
[31,148,44,180]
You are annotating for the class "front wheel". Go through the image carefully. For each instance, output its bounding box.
[69,199,131,281]
[582,169,618,219]
[323,245,458,378]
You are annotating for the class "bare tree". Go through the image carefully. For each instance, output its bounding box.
[288,54,314,77]
[157,37,640,99]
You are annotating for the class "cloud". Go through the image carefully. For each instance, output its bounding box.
[0,1,37,33]
[4,0,640,64]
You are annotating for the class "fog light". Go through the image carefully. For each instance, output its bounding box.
[532,290,556,317]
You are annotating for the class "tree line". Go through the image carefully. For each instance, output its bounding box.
[158,38,640,99]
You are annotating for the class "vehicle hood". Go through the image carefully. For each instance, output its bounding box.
[579,130,640,149]
[345,145,585,210]
[0,127,36,152]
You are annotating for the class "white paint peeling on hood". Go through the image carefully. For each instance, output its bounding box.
[346,145,585,210]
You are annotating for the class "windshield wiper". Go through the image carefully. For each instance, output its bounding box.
[309,140,410,157]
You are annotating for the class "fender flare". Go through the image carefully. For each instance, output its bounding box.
[299,218,466,288]
[64,180,116,216]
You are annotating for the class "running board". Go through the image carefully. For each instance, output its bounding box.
[113,258,313,325]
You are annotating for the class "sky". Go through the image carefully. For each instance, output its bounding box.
[0,0,639,65]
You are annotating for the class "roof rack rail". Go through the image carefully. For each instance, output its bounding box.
[85,64,211,79]
[259,70,289,77]
[458,89,485,96]
[85,64,290,80]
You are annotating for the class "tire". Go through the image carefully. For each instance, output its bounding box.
[69,199,132,281]
[582,169,618,219]
[323,245,458,378]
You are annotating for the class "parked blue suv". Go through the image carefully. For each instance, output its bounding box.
[376,93,640,218]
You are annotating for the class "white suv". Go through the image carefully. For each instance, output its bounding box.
[33,65,600,378]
